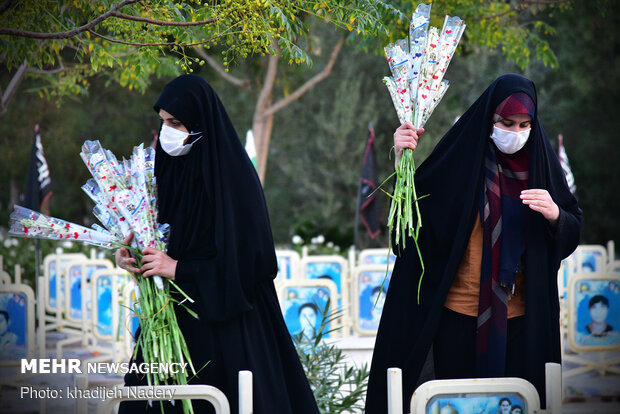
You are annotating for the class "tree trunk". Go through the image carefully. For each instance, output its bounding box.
[252,54,279,185]
[253,108,274,185]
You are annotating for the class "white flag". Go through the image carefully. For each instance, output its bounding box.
[245,130,257,170]
[558,134,577,195]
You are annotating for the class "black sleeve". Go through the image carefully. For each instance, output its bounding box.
[547,201,583,261]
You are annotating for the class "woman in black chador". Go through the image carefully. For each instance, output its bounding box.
[116,74,319,414]
[365,74,582,413]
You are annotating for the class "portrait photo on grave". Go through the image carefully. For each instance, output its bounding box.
[426,394,527,414]
[46,255,85,310]
[358,270,391,332]
[575,279,620,349]
[282,286,332,340]
[94,274,130,337]
[0,293,27,360]
[68,263,109,320]
[95,276,113,337]
[47,260,58,308]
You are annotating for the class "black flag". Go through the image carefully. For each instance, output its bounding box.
[358,124,381,240]
[24,124,52,212]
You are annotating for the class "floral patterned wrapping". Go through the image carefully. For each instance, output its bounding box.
[80,141,166,289]
[9,205,116,248]
[383,3,465,129]
[9,140,197,410]
[380,4,465,304]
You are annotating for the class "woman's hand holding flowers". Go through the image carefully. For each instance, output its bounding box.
[394,122,423,169]
[140,247,178,280]
[115,231,177,279]
[115,231,141,274]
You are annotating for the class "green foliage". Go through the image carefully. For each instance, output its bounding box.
[1,1,180,97]
[294,302,369,414]
[1,0,569,102]
[358,0,571,69]
[1,1,616,253]
[0,0,396,99]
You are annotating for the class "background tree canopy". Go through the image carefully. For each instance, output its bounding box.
[1,0,618,258]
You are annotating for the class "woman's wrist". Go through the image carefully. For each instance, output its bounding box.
[548,207,560,230]
[171,259,178,280]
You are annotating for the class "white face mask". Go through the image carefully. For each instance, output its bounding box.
[490,125,531,154]
[159,124,203,156]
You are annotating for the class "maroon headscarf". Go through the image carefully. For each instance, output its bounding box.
[492,92,535,122]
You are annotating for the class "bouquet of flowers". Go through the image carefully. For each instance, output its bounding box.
[10,141,197,414]
[382,3,465,302]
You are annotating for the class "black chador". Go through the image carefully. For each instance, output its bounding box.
[119,75,319,414]
[365,74,582,413]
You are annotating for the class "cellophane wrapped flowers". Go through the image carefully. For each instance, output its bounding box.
[10,140,197,414]
[382,3,465,302]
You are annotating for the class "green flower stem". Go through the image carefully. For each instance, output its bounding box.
[384,149,426,304]
[114,242,197,414]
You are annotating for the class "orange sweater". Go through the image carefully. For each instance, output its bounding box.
[444,215,525,318]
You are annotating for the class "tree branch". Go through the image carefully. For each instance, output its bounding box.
[111,11,217,26]
[264,35,345,117]
[194,48,250,89]
[25,56,67,75]
[27,67,68,75]
[0,0,139,38]
[88,29,213,48]
[0,60,28,116]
